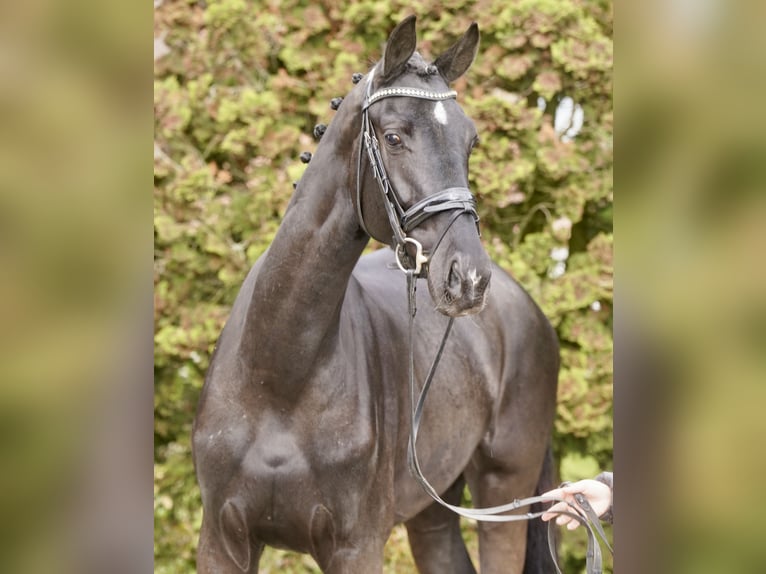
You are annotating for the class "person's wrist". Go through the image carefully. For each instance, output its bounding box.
[593,472,613,523]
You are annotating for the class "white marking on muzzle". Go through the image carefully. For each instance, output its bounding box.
[434,100,448,125]
[468,268,480,288]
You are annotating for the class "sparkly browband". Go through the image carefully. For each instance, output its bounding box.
[363,87,458,110]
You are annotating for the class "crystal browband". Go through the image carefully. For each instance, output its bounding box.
[364,87,458,109]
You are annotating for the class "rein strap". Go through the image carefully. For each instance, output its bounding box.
[404,265,612,574]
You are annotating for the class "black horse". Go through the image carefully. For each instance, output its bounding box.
[193,16,559,573]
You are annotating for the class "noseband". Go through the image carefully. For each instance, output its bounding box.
[355,77,480,276]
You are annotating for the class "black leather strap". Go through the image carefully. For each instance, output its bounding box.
[401,187,479,232]
[404,271,613,573]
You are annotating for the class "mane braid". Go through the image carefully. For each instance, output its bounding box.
[416,64,439,77]
[399,59,440,78]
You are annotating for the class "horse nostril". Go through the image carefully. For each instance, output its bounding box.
[438,257,491,316]
[447,261,463,299]
[448,262,461,291]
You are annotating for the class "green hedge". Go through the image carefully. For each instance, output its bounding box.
[154,1,612,571]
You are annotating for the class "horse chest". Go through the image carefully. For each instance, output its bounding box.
[228,393,380,544]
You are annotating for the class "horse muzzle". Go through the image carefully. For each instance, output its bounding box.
[431,252,491,317]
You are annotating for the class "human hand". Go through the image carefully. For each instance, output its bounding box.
[540,479,612,530]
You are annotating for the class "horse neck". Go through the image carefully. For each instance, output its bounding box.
[238,92,368,386]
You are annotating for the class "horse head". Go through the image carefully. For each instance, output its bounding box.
[355,15,491,317]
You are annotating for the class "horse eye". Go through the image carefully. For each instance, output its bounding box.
[384,133,402,146]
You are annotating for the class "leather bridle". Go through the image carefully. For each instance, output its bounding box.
[355,74,480,276]
[356,71,613,573]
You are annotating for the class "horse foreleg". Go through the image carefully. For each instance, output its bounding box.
[404,475,477,574]
[464,463,541,574]
[314,542,385,574]
[196,510,264,574]
[305,500,387,574]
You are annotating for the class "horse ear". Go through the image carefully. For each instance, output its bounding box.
[434,22,480,83]
[381,15,417,81]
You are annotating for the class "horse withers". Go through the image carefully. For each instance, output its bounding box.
[193,15,559,574]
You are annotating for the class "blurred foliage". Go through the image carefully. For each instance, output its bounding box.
[154,0,612,572]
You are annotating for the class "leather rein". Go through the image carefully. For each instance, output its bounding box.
[404,272,612,573]
[356,74,613,573]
